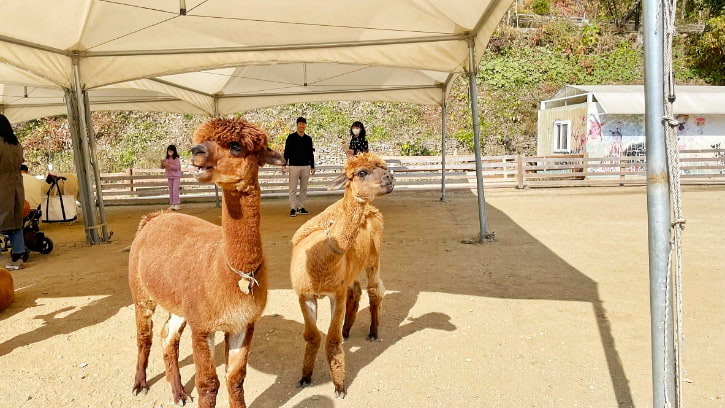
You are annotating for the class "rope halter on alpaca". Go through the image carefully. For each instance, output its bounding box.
[226,260,261,294]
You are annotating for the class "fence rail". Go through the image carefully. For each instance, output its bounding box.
[99,150,725,205]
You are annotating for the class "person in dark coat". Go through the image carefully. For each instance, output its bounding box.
[281,117,316,217]
[0,114,27,270]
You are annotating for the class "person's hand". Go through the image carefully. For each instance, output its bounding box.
[280,165,287,175]
[310,167,316,175]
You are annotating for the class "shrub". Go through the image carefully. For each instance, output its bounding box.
[532,0,551,15]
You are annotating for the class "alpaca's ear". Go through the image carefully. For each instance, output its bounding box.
[327,173,348,190]
[261,148,285,166]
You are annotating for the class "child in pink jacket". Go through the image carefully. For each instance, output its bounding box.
[161,145,182,210]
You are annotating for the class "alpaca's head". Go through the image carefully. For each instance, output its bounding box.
[190,118,284,191]
[328,152,395,201]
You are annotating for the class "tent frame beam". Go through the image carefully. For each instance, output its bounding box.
[82,34,468,57]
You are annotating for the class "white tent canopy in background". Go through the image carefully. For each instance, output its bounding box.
[1,0,513,114]
[1,0,513,245]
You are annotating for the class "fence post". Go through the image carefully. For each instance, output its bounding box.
[127,168,134,192]
[516,154,525,189]
[620,157,626,186]
[582,152,589,180]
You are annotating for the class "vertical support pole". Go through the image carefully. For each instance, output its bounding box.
[71,58,101,244]
[82,90,109,242]
[63,87,98,245]
[440,99,447,202]
[644,0,676,406]
[467,37,492,242]
[582,152,589,180]
[214,184,220,208]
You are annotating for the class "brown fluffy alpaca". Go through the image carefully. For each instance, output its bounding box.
[290,152,394,398]
[128,118,284,408]
[0,268,14,311]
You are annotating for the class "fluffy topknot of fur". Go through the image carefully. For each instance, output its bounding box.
[193,118,269,152]
[343,152,387,178]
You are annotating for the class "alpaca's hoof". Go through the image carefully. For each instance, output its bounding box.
[366,333,378,341]
[334,387,347,399]
[342,328,350,339]
[297,377,312,388]
[131,384,149,396]
[174,391,192,406]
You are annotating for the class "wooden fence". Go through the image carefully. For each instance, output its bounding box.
[99,149,725,205]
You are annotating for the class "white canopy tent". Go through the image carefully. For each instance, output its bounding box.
[1,0,513,244]
[1,63,451,122]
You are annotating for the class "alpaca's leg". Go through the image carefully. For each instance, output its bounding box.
[161,313,189,406]
[191,330,220,408]
[342,280,362,339]
[298,294,321,387]
[366,258,385,341]
[326,292,348,399]
[225,324,255,408]
[132,301,156,396]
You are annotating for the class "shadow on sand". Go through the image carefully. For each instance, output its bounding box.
[0,189,633,406]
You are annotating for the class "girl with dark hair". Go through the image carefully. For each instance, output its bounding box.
[0,114,27,269]
[160,144,182,210]
[344,121,369,158]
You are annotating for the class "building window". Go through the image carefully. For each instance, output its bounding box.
[553,120,571,153]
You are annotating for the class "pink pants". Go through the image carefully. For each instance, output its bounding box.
[167,177,180,205]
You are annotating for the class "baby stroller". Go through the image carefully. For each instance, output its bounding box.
[0,203,55,261]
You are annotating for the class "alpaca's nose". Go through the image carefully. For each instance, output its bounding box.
[191,144,207,157]
[191,144,210,166]
[383,170,395,185]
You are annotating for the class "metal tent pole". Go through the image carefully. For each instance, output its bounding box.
[82,90,109,242]
[440,98,447,202]
[63,87,98,245]
[467,38,492,242]
[644,0,676,406]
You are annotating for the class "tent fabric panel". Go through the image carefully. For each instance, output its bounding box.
[100,79,216,114]
[217,87,443,114]
[0,64,58,88]
[74,0,480,52]
[3,105,69,123]
[79,40,468,88]
[0,42,71,87]
[4,99,208,123]
[0,84,66,106]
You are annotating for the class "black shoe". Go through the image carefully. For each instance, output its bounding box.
[290,209,297,217]
[297,208,309,215]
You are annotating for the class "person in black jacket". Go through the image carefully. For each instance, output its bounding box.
[343,121,369,158]
[282,117,316,217]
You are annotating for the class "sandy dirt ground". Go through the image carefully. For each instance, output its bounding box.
[0,186,723,408]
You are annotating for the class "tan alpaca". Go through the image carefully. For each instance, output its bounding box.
[0,268,14,311]
[128,118,284,408]
[290,153,395,398]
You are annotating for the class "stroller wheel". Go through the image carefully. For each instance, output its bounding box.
[39,237,54,254]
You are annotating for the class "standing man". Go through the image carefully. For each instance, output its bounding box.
[282,117,315,217]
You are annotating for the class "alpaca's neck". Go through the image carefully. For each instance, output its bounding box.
[221,187,263,272]
[327,190,368,253]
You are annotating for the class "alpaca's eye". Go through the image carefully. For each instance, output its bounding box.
[357,170,368,178]
[229,142,243,156]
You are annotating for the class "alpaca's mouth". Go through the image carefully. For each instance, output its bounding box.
[193,165,214,179]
